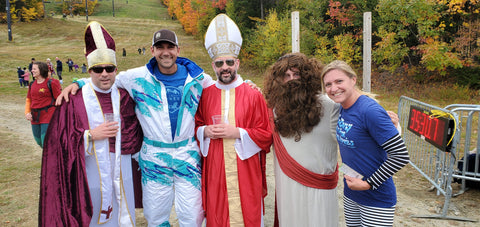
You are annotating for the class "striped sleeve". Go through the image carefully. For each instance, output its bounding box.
[366,134,410,190]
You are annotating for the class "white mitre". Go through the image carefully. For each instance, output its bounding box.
[204,14,242,59]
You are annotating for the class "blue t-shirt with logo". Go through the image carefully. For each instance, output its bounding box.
[153,64,188,140]
[336,95,399,208]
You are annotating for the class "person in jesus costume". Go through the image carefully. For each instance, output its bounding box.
[195,14,273,227]
[263,53,341,227]
[38,21,143,227]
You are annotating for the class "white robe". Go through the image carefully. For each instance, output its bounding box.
[274,95,340,227]
[85,153,136,227]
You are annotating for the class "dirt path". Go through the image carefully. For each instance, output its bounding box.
[1,97,479,226]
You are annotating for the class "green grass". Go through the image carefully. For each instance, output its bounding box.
[95,0,169,20]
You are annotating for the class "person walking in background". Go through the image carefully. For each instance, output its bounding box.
[81,63,87,73]
[25,61,62,147]
[74,63,79,72]
[56,28,214,226]
[46,58,55,77]
[122,48,126,57]
[263,53,340,227]
[39,21,143,227]
[22,67,30,88]
[17,66,25,88]
[321,60,409,226]
[67,58,74,72]
[28,57,35,74]
[195,14,272,227]
[55,57,63,84]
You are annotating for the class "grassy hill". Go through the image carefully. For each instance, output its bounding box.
[0,0,217,102]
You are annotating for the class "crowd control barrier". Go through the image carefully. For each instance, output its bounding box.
[444,104,480,196]
[398,96,479,222]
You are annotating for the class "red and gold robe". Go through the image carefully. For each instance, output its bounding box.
[195,80,272,227]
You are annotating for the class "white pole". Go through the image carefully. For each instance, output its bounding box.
[291,11,300,53]
[363,12,372,93]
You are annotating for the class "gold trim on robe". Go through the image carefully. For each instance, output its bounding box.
[221,88,244,226]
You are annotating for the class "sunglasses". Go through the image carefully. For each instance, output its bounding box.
[91,66,116,73]
[214,59,235,68]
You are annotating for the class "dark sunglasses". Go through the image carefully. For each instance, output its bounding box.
[91,66,116,73]
[214,59,235,68]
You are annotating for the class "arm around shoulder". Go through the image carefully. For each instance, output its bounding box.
[55,82,81,105]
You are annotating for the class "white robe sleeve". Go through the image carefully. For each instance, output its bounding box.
[196,125,211,157]
[235,128,261,160]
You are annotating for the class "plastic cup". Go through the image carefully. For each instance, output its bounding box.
[212,115,224,125]
[104,113,115,123]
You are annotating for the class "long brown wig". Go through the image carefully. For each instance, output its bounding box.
[263,53,324,141]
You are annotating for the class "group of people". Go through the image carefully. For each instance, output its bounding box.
[45,57,64,84]
[37,13,409,227]
[16,66,30,88]
[67,58,79,72]
[24,60,62,148]
[23,56,98,149]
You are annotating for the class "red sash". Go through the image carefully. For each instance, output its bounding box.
[269,110,338,189]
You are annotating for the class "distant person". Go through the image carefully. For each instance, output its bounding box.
[122,48,126,57]
[25,61,62,147]
[137,47,141,54]
[28,57,35,74]
[46,58,55,77]
[142,46,146,55]
[39,21,143,227]
[195,14,272,227]
[17,66,25,88]
[67,58,74,72]
[321,60,409,226]
[55,57,63,84]
[81,63,87,73]
[74,63,79,72]
[23,67,30,87]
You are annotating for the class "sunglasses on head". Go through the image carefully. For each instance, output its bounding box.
[214,59,235,68]
[91,66,116,73]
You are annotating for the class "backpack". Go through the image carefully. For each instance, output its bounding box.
[29,79,55,122]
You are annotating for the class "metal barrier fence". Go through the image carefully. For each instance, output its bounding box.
[444,104,480,196]
[397,96,479,222]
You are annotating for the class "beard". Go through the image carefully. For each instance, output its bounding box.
[217,69,237,85]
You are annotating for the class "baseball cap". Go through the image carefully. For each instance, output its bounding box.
[152,29,178,46]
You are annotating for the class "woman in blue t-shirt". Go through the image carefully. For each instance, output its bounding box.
[321,60,409,226]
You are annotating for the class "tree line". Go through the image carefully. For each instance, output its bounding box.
[2,0,479,88]
[0,0,97,22]
[164,0,480,89]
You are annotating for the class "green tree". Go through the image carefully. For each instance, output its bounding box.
[242,10,290,69]
[375,0,461,78]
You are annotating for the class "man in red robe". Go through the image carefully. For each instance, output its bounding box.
[38,21,143,227]
[195,14,272,227]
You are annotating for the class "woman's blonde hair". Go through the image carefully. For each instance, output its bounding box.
[320,60,377,101]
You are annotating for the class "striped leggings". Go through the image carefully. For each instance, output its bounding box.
[343,195,396,227]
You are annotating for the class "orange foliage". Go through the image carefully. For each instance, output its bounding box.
[162,0,226,35]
